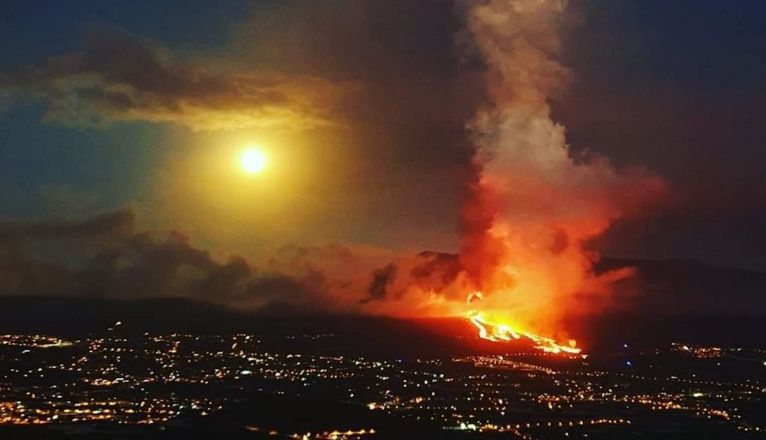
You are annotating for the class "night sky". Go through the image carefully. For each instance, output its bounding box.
[0,0,764,311]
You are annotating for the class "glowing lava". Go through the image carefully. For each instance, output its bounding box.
[466,292,582,355]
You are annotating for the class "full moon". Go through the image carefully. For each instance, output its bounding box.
[241,148,267,174]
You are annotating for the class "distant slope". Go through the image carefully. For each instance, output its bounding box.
[0,257,763,350]
[0,296,251,335]
[598,257,766,316]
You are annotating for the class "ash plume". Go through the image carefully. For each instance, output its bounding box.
[363,263,398,303]
[455,0,665,332]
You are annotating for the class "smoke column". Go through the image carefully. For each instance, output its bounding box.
[459,0,665,336]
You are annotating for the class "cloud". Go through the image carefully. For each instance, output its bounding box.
[0,26,342,131]
[0,209,336,310]
[363,263,398,302]
[409,251,460,293]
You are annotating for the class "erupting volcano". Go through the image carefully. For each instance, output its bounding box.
[451,0,665,351]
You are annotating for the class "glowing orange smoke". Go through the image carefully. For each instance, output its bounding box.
[448,0,664,356]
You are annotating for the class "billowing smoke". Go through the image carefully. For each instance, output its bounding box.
[455,0,665,334]
[363,263,398,303]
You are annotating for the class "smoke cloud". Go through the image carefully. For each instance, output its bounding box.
[454,0,665,333]
[364,263,398,303]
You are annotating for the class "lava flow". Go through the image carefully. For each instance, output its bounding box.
[466,292,582,355]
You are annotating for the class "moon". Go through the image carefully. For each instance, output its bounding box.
[241,148,267,174]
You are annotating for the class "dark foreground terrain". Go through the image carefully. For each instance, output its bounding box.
[0,313,764,439]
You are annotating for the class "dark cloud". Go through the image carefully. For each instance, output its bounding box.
[0,26,342,131]
[0,209,474,315]
[0,209,332,310]
[410,251,460,293]
[363,263,397,302]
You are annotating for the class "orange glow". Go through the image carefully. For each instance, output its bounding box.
[467,307,581,355]
[466,291,581,355]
